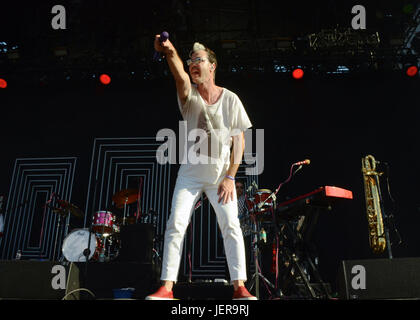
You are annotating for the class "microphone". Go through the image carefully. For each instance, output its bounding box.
[252,181,259,190]
[294,159,311,166]
[153,31,169,61]
[160,31,169,43]
[246,184,253,193]
[246,181,257,193]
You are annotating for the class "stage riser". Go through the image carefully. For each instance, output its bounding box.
[0,261,158,299]
[174,282,233,300]
[337,257,420,300]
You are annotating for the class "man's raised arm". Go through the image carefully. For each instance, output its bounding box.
[154,34,191,105]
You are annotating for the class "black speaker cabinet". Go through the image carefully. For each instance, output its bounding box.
[0,261,70,299]
[337,257,420,300]
[74,262,158,299]
[0,260,159,299]
[117,223,154,263]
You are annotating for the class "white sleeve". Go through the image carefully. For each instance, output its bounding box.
[177,85,194,119]
[231,95,252,136]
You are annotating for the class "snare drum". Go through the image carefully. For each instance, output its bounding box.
[92,211,115,234]
[62,228,98,262]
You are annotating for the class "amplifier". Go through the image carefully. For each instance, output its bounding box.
[117,223,155,263]
[337,257,420,300]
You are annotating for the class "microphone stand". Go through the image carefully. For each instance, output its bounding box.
[375,164,393,259]
[52,195,61,262]
[135,177,143,224]
[248,209,276,299]
[84,177,99,294]
[258,164,303,211]
[264,162,307,297]
[40,192,56,260]
[244,185,276,299]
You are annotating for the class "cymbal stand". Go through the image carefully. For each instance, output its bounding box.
[52,211,67,262]
[84,177,99,289]
[52,194,71,262]
[123,198,128,226]
[247,209,275,299]
[135,177,143,224]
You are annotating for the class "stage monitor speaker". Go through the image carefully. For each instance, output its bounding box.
[0,261,73,299]
[0,260,158,299]
[117,223,154,263]
[337,257,420,300]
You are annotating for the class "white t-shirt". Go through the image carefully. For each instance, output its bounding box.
[177,85,252,184]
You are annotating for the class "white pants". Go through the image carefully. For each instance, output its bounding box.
[160,174,247,282]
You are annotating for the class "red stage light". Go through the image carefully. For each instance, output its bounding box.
[406,65,418,77]
[0,78,7,89]
[292,68,304,79]
[100,74,111,85]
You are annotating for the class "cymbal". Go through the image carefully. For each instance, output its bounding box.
[57,200,84,218]
[112,189,140,209]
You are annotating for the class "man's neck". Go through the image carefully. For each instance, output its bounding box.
[197,81,221,105]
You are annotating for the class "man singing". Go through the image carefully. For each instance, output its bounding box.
[146,34,256,300]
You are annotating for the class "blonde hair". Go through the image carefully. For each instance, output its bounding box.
[190,42,218,80]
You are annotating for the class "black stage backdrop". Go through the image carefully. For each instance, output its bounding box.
[1,71,419,287]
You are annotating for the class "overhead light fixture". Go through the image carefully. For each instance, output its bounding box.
[292,68,304,79]
[405,65,418,77]
[0,78,7,88]
[100,74,111,85]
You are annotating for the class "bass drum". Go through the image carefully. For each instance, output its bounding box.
[62,228,98,262]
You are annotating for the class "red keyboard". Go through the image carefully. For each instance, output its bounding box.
[276,186,353,219]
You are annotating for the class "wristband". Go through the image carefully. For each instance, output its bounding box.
[225,175,235,181]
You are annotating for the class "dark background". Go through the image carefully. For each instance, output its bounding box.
[0,0,419,290]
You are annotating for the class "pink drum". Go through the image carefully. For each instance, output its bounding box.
[92,211,115,234]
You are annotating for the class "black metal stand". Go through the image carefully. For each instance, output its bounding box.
[52,214,64,262]
[276,209,331,299]
[374,173,393,259]
[83,177,99,292]
[247,219,276,299]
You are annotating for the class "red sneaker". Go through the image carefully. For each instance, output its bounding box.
[145,286,175,300]
[232,286,257,300]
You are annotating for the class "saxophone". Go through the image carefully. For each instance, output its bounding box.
[361,155,386,254]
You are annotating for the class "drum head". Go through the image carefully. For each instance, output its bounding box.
[96,210,113,215]
[62,228,96,262]
[256,189,271,194]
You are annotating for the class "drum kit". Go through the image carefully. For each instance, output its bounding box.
[57,188,144,263]
[239,185,278,299]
